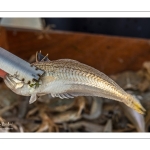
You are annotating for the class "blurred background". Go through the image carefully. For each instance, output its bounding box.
[1,18,150,132]
[44,18,150,39]
[1,18,150,38]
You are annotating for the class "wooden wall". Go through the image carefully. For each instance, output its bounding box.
[1,26,150,75]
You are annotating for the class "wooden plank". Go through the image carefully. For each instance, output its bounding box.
[5,28,150,75]
[0,27,9,49]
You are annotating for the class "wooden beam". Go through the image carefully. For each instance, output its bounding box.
[5,28,150,75]
[0,27,9,49]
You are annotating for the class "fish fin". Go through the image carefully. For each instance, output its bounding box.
[51,93,75,99]
[50,84,102,99]
[124,94,146,115]
[36,51,39,62]
[29,93,37,104]
[131,100,146,115]
[40,53,49,62]
[36,51,50,62]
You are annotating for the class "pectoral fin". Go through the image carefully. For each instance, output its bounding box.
[29,93,37,104]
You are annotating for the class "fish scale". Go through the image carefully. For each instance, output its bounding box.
[34,60,121,93]
[30,59,146,114]
[3,53,146,115]
[33,60,128,96]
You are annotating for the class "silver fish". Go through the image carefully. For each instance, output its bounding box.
[3,52,146,114]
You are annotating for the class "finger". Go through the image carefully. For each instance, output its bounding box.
[0,69,7,78]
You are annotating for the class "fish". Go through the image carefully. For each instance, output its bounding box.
[3,52,146,114]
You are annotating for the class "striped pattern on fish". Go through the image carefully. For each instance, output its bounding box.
[3,52,146,114]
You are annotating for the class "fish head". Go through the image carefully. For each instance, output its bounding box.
[3,74,33,96]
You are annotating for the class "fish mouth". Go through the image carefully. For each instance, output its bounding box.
[4,74,24,89]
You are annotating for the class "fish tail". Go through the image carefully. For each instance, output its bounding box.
[125,95,146,114]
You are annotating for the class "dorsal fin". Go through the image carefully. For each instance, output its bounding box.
[36,51,50,62]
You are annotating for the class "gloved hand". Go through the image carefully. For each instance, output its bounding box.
[0,69,7,78]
